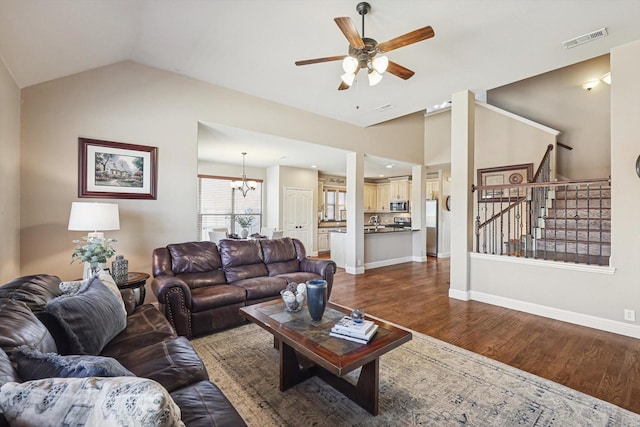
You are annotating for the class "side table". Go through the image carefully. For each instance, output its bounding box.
[117,272,150,306]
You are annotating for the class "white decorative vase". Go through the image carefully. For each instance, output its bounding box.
[82,262,105,279]
[241,228,249,239]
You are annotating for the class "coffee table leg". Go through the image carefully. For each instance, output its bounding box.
[279,341,315,391]
[316,358,380,416]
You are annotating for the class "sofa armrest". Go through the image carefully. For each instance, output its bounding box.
[151,276,194,337]
[300,258,337,297]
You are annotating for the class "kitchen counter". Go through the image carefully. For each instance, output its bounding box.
[330,227,416,270]
[329,227,413,234]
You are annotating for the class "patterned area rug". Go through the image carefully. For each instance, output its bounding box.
[191,323,640,426]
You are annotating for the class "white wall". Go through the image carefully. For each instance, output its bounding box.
[464,41,640,338]
[19,61,423,280]
[0,56,21,283]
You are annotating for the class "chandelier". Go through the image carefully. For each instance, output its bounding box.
[230,152,257,197]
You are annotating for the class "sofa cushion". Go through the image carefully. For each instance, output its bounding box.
[168,241,223,274]
[12,346,134,380]
[190,285,247,312]
[0,299,58,355]
[0,274,63,310]
[115,336,208,393]
[101,304,177,359]
[273,271,323,287]
[219,240,268,282]
[171,381,247,427]
[45,277,126,355]
[0,377,184,427]
[261,238,301,276]
[229,276,287,301]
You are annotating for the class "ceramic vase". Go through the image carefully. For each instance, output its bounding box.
[306,279,327,321]
[241,228,249,239]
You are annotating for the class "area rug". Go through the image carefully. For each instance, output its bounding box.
[191,323,640,426]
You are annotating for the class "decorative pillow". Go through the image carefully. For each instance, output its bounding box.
[45,278,127,355]
[11,346,134,381]
[59,271,126,316]
[0,377,184,427]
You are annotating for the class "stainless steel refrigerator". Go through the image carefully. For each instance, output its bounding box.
[426,200,438,257]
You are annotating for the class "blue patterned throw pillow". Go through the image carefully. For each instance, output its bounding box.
[12,346,134,380]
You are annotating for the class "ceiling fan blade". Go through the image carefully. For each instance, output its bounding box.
[378,26,435,53]
[386,61,415,80]
[295,55,346,66]
[338,81,350,91]
[334,17,365,48]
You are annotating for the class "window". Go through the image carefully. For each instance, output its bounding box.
[197,175,262,241]
[322,188,346,221]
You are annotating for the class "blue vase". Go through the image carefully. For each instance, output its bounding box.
[306,279,327,321]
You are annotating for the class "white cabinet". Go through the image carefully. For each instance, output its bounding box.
[426,178,439,200]
[389,178,409,200]
[364,183,377,212]
[318,229,330,253]
[376,183,390,212]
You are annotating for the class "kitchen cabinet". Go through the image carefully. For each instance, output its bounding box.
[376,183,390,212]
[389,178,409,201]
[318,229,329,253]
[364,183,377,212]
[426,178,439,200]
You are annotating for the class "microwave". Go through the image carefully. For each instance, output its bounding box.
[390,200,408,212]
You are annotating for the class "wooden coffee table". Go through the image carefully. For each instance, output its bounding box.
[240,300,412,415]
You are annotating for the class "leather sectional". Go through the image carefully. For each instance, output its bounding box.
[152,237,337,338]
[0,274,245,426]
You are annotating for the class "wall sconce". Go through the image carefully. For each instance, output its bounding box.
[582,80,599,91]
[601,72,611,85]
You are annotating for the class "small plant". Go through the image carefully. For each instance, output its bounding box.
[71,237,117,273]
[235,215,254,228]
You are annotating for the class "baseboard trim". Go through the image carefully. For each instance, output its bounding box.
[365,256,413,270]
[437,252,451,258]
[449,288,470,301]
[412,255,428,263]
[345,266,365,275]
[470,291,640,339]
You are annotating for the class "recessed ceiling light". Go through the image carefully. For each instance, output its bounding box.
[386,164,394,169]
[311,165,317,168]
[379,174,385,177]
[376,103,395,112]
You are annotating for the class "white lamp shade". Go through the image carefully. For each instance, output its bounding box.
[68,202,120,232]
[372,56,389,74]
[368,69,383,86]
[341,72,356,86]
[342,56,358,74]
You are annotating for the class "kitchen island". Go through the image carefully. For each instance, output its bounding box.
[330,227,415,270]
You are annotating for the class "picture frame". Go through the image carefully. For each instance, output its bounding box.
[477,163,533,202]
[78,138,158,199]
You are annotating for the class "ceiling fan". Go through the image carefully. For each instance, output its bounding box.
[295,2,435,90]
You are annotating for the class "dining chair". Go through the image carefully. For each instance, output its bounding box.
[260,227,275,238]
[208,228,229,244]
[271,230,284,239]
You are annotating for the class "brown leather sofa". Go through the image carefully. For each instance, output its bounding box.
[0,274,246,427]
[152,237,337,338]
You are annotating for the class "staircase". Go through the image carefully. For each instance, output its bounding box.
[533,184,611,266]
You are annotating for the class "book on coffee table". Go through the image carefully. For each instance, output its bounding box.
[333,316,377,338]
[330,323,378,344]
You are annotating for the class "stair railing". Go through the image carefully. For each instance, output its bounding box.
[473,144,611,266]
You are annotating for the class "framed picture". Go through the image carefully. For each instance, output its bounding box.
[477,163,533,201]
[78,138,158,199]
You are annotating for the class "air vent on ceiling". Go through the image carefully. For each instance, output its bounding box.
[562,27,608,49]
[375,103,395,112]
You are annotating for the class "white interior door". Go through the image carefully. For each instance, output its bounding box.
[283,187,313,251]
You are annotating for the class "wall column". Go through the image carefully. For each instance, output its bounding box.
[449,90,475,300]
[345,152,365,274]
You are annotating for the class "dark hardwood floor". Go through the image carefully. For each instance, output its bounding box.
[327,257,640,414]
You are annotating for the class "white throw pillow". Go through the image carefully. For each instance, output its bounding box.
[0,377,184,427]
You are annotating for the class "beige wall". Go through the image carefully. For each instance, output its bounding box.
[0,56,21,283]
[488,55,610,179]
[19,61,424,281]
[465,41,640,338]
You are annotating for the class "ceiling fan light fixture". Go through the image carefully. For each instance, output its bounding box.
[372,55,389,74]
[342,56,359,73]
[368,69,383,86]
[341,72,356,86]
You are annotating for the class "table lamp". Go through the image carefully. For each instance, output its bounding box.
[68,202,120,240]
